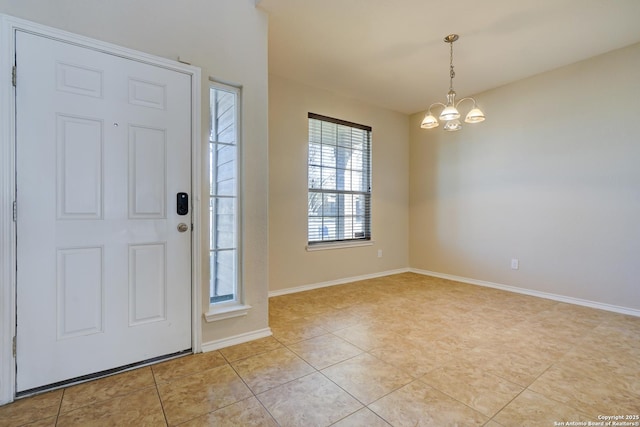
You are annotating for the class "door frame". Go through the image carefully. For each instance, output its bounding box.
[0,14,202,404]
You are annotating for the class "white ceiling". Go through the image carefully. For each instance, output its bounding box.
[257,0,640,115]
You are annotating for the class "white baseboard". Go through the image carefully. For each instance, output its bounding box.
[201,328,273,353]
[268,268,411,298]
[411,268,640,317]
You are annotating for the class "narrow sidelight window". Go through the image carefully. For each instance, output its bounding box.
[210,82,241,305]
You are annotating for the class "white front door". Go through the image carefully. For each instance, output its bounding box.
[15,31,193,392]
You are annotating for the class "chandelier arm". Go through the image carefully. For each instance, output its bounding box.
[454,97,478,109]
[427,102,447,114]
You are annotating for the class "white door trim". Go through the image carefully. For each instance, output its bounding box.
[0,14,202,404]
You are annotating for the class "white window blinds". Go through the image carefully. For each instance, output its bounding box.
[308,113,372,244]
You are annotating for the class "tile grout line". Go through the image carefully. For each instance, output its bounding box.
[54,388,65,426]
[520,363,601,420]
[486,384,528,425]
[223,350,283,426]
[413,376,493,423]
[278,338,367,425]
[150,366,170,427]
[363,377,422,427]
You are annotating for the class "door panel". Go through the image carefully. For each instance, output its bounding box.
[129,243,167,325]
[56,247,104,339]
[129,125,167,218]
[15,31,192,392]
[56,115,103,219]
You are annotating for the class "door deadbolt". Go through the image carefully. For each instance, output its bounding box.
[177,192,189,215]
[177,223,189,232]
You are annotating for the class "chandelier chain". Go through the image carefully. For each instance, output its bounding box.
[449,40,455,91]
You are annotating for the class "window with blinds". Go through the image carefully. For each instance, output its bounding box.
[308,113,371,245]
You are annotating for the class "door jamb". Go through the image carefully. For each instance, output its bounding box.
[0,14,202,405]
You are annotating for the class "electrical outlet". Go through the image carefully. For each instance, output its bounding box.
[377,249,383,258]
[511,258,519,270]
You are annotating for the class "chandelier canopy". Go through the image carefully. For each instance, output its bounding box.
[421,34,485,131]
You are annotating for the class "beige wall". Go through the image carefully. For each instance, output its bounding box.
[269,74,410,292]
[410,42,640,311]
[0,0,270,344]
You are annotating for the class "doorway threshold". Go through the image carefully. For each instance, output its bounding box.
[15,349,192,399]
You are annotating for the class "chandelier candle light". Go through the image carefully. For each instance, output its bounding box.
[421,34,485,131]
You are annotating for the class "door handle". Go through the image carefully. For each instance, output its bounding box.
[177,223,189,233]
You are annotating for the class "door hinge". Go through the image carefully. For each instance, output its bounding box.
[13,201,17,222]
[12,336,16,358]
[12,65,16,87]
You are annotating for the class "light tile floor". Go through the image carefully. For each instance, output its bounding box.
[2,273,639,426]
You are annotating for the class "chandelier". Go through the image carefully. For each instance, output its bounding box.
[420,34,485,131]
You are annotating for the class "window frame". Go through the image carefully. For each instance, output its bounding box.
[205,80,250,322]
[306,113,372,249]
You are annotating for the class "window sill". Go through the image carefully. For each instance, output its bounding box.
[306,240,374,252]
[204,304,252,322]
